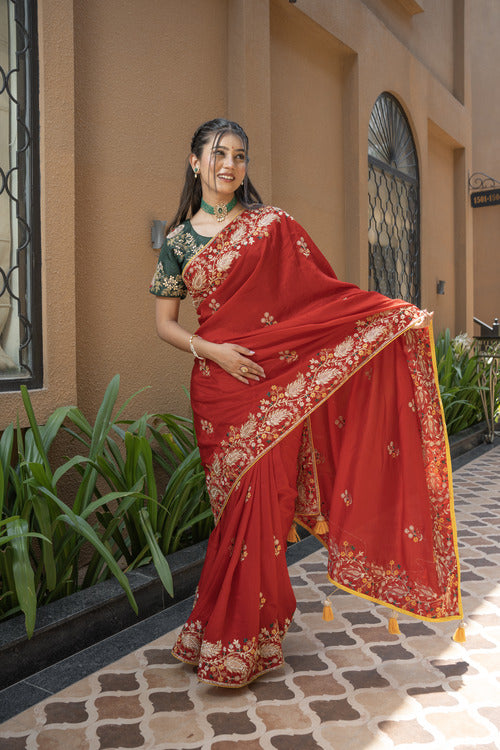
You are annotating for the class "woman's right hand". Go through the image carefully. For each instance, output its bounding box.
[206,342,266,385]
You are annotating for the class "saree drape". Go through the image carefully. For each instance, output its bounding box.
[171,206,462,687]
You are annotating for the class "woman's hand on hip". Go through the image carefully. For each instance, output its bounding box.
[211,343,265,385]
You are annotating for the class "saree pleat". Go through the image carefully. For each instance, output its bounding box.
[172,429,302,687]
[171,206,462,686]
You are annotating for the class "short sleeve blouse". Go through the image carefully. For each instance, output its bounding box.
[149,221,211,299]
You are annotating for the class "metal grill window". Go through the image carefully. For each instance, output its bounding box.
[0,0,42,390]
[368,93,420,306]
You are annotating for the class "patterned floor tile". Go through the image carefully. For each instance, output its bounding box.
[1,446,500,749]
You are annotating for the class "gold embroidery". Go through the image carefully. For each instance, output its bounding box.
[297,237,311,257]
[387,441,400,457]
[240,541,248,562]
[341,489,352,507]
[149,262,186,297]
[405,525,423,542]
[335,416,345,429]
[172,618,291,686]
[260,312,277,326]
[273,537,281,556]
[279,349,298,362]
[200,419,214,434]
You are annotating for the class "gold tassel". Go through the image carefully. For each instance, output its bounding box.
[287,522,300,543]
[388,615,400,635]
[313,514,329,535]
[453,621,466,643]
[322,598,334,622]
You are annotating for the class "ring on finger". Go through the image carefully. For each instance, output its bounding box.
[240,365,249,374]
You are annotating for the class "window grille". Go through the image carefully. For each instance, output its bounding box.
[368,92,420,306]
[0,0,42,390]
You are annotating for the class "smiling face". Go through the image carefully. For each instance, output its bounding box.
[191,131,247,205]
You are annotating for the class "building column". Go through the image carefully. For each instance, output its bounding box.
[227,0,272,201]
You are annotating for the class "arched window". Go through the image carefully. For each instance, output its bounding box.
[368,93,420,305]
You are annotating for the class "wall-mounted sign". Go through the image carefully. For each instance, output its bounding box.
[470,188,500,208]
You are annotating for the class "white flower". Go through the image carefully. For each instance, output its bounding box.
[363,325,385,342]
[315,368,337,386]
[266,408,291,426]
[216,250,240,272]
[285,374,306,398]
[334,338,354,358]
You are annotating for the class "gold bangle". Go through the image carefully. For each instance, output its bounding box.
[189,334,203,359]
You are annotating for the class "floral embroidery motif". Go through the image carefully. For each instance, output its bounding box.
[341,489,352,507]
[245,487,252,503]
[273,537,281,556]
[335,416,345,429]
[297,237,310,256]
[364,367,373,380]
[209,299,220,313]
[261,312,277,326]
[405,525,423,542]
[279,350,298,362]
[200,419,213,434]
[240,541,248,562]
[408,399,415,412]
[387,441,400,458]
[172,618,291,687]
[183,207,284,309]
[259,592,266,609]
[149,262,186,297]
[199,360,210,376]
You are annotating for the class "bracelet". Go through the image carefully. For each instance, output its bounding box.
[189,334,203,360]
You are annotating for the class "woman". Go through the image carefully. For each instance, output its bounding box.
[150,118,463,688]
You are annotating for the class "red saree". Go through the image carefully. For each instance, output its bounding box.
[171,206,462,687]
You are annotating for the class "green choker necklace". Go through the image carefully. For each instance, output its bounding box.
[201,196,237,222]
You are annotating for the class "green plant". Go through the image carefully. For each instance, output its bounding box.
[0,376,213,635]
[435,329,484,435]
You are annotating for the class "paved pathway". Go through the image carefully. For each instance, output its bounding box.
[1,446,500,749]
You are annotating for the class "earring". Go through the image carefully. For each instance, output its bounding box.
[194,167,199,179]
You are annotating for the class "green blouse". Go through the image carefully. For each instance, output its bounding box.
[149,221,211,299]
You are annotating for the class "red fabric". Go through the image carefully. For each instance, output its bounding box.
[171,206,462,687]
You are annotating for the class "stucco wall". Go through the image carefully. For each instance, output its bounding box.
[470,0,500,327]
[270,2,347,277]
[73,0,228,420]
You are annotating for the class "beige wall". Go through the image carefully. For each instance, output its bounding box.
[73,0,228,420]
[0,0,482,430]
[470,0,500,327]
[270,2,347,276]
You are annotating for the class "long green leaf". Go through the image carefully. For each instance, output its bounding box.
[6,518,37,637]
[138,508,173,596]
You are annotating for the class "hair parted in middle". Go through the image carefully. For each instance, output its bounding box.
[166,118,263,234]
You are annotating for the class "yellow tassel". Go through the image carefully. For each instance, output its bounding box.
[322,598,334,622]
[287,523,300,543]
[453,622,466,643]
[388,616,400,635]
[313,514,329,535]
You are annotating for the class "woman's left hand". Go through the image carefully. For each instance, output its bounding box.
[413,309,434,329]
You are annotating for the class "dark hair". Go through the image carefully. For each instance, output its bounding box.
[166,118,263,234]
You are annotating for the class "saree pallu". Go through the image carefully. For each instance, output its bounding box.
[172,206,462,687]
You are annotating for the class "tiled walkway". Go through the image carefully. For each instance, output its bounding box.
[1,446,500,749]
